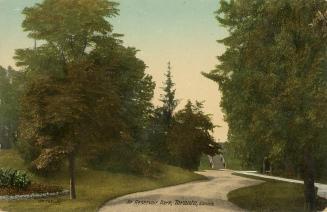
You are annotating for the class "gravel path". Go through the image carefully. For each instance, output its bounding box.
[99,170,262,212]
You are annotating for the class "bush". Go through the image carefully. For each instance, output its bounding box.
[16,139,64,176]
[0,168,31,190]
[129,153,160,177]
[97,143,161,177]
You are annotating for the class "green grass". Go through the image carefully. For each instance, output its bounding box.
[228,174,327,212]
[0,150,205,212]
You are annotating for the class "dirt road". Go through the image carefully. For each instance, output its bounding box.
[99,170,262,212]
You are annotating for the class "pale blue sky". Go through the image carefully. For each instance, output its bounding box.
[0,0,228,141]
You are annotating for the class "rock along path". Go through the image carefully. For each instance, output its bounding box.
[99,170,262,212]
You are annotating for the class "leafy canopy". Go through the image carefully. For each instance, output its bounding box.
[168,101,221,170]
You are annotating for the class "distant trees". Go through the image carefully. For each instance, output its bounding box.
[147,63,220,169]
[16,0,154,199]
[0,66,21,149]
[168,101,220,170]
[204,0,327,210]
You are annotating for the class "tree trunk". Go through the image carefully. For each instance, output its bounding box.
[68,152,77,199]
[303,149,316,211]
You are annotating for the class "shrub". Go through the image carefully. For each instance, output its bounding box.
[0,168,31,190]
[16,139,62,176]
[129,153,160,177]
[99,143,160,177]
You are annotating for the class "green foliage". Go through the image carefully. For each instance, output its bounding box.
[223,142,245,170]
[130,154,160,177]
[168,100,221,170]
[228,177,327,212]
[0,150,204,212]
[146,63,178,162]
[17,0,154,167]
[205,0,327,209]
[15,0,155,199]
[205,0,327,175]
[160,62,178,127]
[0,168,31,190]
[19,68,92,173]
[90,43,155,143]
[90,142,160,177]
[21,0,118,60]
[146,107,171,162]
[0,66,22,149]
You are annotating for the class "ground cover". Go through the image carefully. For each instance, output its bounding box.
[0,150,205,212]
[229,173,327,211]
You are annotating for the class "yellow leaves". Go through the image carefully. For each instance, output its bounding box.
[33,147,65,170]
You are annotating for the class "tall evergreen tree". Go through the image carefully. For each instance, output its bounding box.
[147,62,178,162]
[160,62,178,128]
[204,0,327,210]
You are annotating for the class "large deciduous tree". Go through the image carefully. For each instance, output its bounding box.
[204,0,327,210]
[16,0,154,199]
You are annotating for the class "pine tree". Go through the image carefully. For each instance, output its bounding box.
[146,62,179,162]
[160,62,178,128]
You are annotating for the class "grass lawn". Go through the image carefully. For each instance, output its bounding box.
[228,174,327,212]
[0,150,205,212]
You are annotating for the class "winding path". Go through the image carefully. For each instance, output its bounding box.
[99,170,262,212]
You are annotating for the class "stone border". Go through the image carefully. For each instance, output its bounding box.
[0,190,69,201]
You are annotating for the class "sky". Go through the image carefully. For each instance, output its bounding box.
[0,0,229,141]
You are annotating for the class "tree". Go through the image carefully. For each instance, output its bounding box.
[160,62,178,128]
[16,0,155,199]
[146,107,170,161]
[204,0,327,210]
[105,46,155,144]
[168,100,221,170]
[0,66,21,149]
[87,38,155,164]
[16,0,119,199]
[19,64,94,199]
[146,62,178,162]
